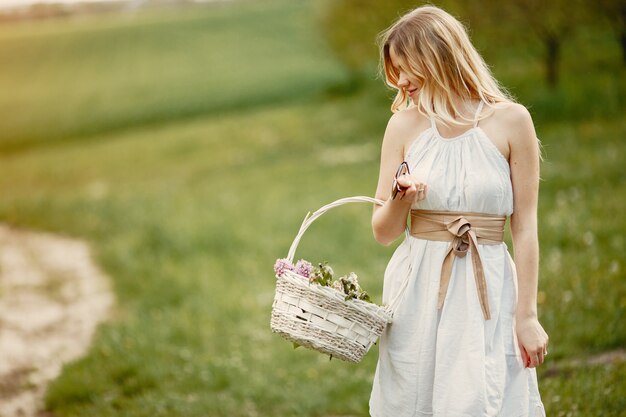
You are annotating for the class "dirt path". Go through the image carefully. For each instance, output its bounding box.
[0,225,113,417]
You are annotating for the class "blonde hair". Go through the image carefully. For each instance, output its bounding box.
[379,5,514,126]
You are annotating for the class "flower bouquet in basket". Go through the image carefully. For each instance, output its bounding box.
[270,196,393,363]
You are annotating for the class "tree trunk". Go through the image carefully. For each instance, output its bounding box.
[621,30,626,64]
[621,5,626,65]
[545,34,560,88]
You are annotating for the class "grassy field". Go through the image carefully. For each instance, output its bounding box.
[0,0,347,152]
[0,1,625,416]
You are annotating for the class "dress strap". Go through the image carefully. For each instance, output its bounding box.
[430,114,437,131]
[473,100,485,128]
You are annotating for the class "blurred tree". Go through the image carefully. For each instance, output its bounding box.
[317,0,405,78]
[319,0,600,89]
[316,0,464,82]
[596,0,626,63]
[460,0,591,88]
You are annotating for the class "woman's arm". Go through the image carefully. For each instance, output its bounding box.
[372,111,427,246]
[507,103,549,368]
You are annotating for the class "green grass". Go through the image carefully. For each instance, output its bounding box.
[0,0,348,152]
[0,1,624,416]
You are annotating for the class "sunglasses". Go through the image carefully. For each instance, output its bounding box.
[391,161,411,200]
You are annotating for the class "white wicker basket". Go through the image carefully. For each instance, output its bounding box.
[270,196,393,363]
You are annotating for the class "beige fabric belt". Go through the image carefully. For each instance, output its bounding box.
[409,210,507,320]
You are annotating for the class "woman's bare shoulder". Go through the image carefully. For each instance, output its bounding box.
[489,101,534,128]
[480,102,536,160]
[388,106,428,126]
[485,101,536,137]
[385,107,430,142]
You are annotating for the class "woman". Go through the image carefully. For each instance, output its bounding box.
[369,5,548,417]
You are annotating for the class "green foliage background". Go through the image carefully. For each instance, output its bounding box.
[0,0,624,416]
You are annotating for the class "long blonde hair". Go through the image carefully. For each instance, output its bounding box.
[379,5,514,126]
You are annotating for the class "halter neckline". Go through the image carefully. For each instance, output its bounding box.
[429,100,485,140]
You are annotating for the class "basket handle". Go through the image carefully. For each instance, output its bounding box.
[286,196,385,263]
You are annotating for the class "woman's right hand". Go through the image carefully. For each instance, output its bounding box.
[373,172,428,246]
[393,173,428,204]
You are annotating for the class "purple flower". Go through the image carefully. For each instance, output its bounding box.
[274,258,294,277]
[294,259,313,278]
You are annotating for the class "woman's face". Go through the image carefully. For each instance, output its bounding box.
[389,45,422,100]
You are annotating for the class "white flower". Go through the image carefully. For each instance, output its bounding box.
[346,272,359,286]
[322,264,334,277]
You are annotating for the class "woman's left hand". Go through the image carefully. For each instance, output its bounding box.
[516,316,549,368]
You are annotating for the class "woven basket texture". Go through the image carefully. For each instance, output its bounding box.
[270,196,392,363]
[271,270,392,363]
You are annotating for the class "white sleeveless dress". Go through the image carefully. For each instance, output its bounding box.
[369,102,545,417]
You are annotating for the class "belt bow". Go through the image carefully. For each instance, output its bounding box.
[410,210,506,321]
